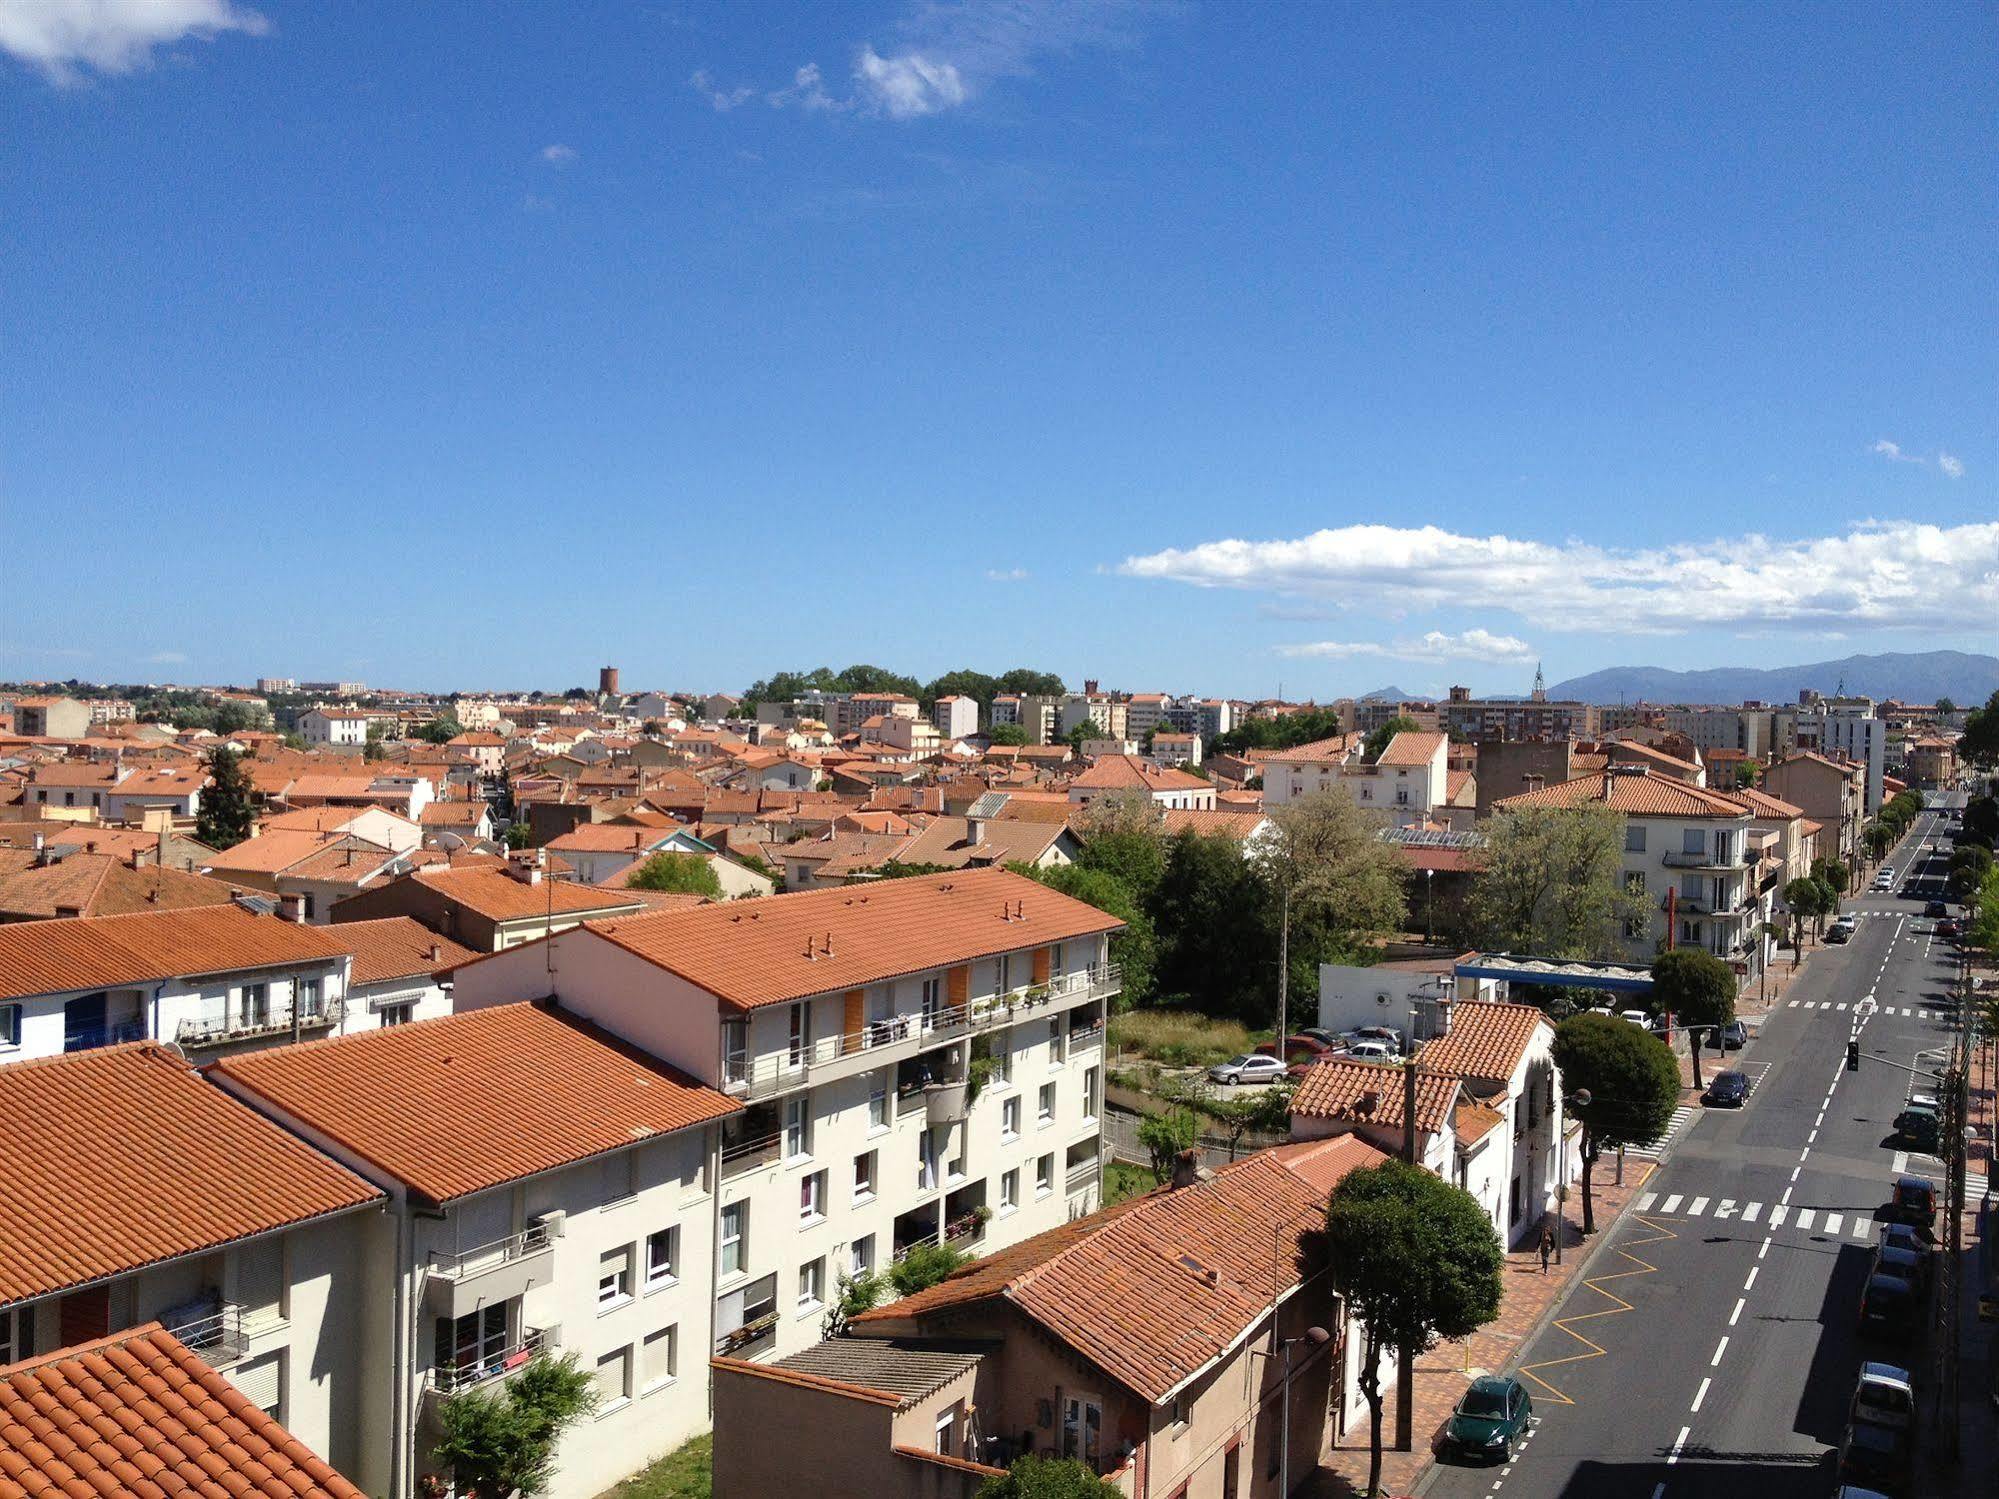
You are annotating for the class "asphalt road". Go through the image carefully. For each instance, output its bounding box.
[1425,790,1976,1499]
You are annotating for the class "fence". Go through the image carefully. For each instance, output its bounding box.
[1101,1102,1287,1173]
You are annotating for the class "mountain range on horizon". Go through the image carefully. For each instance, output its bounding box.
[1545,650,1999,707]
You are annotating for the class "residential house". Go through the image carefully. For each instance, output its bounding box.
[1067,755,1217,812]
[329,915,473,1028]
[260,803,425,855]
[449,868,1123,1367]
[1761,751,1866,875]
[1148,730,1202,766]
[299,708,372,747]
[1335,731,1450,828]
[329,864,648,951]
[0,1043,384,1471]
[0,851,238,922]
[283,771,436,822]
[419,798,497,845]
[211,1002,741,1499]
[544,824,713,886]
[7,695,93,738]
[1260,734,1363,806]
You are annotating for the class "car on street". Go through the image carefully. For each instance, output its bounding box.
[1838,1416,1911,1493]
[1619,1009,1653,1029]
[1938,916,1962,941]
[1858,1273,1921,1341]
[1345,1040,1399,1063]
[1828,916,1857,943]
[1851,1363,1916,1432]
[1924,899,1948,917]
[1887,1175,1937,1236]
[1878,1222,1932,1261]
[1208,1054,1288,1087]
[1891,1106,1940,1152]
[1254,1034,1334,1066]
[1442,1374,1533,1463]
[1717,1019,1749,1050]
[1703,1070,1748,1108]
[1872,1241,1933,1298]
[1297,1027,1344,1049]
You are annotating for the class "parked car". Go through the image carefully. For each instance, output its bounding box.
[1208,1053,1289,1086]
[1827,919,1855,944]
[1887,1175,1937,1236]
[1938,917,1961,941]
[1703,1070,1748,1108]
[1851,1362,1916,1432]
[1297,1027,1344,1049]
[1858,1274,1920,1341]
[1442,1374,1533,1463]
[1350,1025,1404,1051]
[1892,1106,1940,1152]
[1878,1222,1932,1263]
[1345,1040,1399,1063]
[1924,899,1948,917]
[1872,1241,1933,1298]
[1619,1009,1654,1029]
[1718,1020,1749,1050]
[1254,1034,1334,1065]
[1873,868,1896,889]
[1837,1416,1911,1492]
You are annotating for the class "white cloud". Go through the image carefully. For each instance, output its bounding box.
[0,0,265,83]
[1278,629,1536,666]
[1873,438,1964,477]
[1871,439,1920,464]
[764,62,845,112]
[1939,452,1965,479]
[690,68,754,111]
[986,566,1030,581]
[855,46,966,118]
[539,143,577,166]
[1118,520,1999,636]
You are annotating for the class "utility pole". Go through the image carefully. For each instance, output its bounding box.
[1277,883,1290,1052]
[1396,1058,1420,1452]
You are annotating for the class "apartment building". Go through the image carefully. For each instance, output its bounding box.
[1261,733,1362,805]
[1060,684,1129,741]
[931,694,980,740]
[212,1002,739,1499]
[449,869,1123,1368]
[1439,685,1595,742]
[1494,766,1768,977]
[1337,730,1450,827]
[990,692,1063,744]
[299,708,373,747]
[1794,699,1886,812]
[0,1043,385,1473]
[1762,751,1866,872]
[7,695,93,738]
[1067,754,1218,811]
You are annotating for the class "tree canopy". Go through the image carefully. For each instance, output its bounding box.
[413,718,461,744]
[1209,706,1347,758]
[1362,714,1422,761]
[431,1352,598,1499]
[1015,860,1157,1008]
[1650,947,1735,1089]
[626,851,723,897]
[195,746,256,850]
[1958,690,1999,767]
[1551,1013,1680,1232]
[1257,788,1409,999]
[1464,804,1650,960]
[987,722,1030,746]
[739,663,1064,712]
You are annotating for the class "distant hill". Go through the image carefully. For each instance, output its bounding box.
[1359,685,1418,701]
[1548,651,1999,707]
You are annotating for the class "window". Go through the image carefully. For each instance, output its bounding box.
[920,977,942,1029]
[722,1017,748,1086]
[379,1002,414,1027]
[0,1306,30,1365]
[1036,1154,1054,1196]
[850,1235,874,1277]
[1048,1017,1066,1066]
[1038,1082,1055,1126]
[869,1070,890,1130]
[720,1202,748,1277]
[0,1003,19,1048]
[297,978,321,1019]
[997,953,1013,994]
[800,1170,826,1222]
[1682,828,1705,855]
[1000,1095,1021,1142]
[784,1096,812,1160]
[602,1149,637,1205]
[641,1325,678,1393]
[797,1257,824,1311]
[854,1150,877,1202]
[992,1030,1011,1084]
[436,1304,510,1385]
[239,983,270,1028]
[918,1129,938,1191]
[598,1246,633,1309]
[594,1346,632,1411]
[787,1002,811,1067]
[1083,1066,1099,1123]
[1625,825,1647,853]
[644,1227,679,1288]
[1001,1168,1019,1212]
[936,1404,958,1454]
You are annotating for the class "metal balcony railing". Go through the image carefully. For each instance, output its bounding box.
[721,965,1120,1103]
[1661,848,1750,870]
[163,1304,248,1368]
[428,1327,548,1394]
[62,1017,147,1052]
[428,1223,551,1278]
[176,999,344,1048]
[719,1130,782,1179]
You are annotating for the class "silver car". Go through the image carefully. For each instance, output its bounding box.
[1208,1054,1288,1086]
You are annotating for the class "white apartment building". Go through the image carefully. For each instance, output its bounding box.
[213,1002,739,1499]
[1337,729,1450,828]
[931,693,979,740]
[0,1042,385,1477]
[1496,766,1770,979]
[1122,691,1170,740]
[1261,732,1362,805]
[299,708,372,746]
[1795,699,1886,813]
[989,692,1062,744]
[1059,688,1128,741]
[449,869,1122,1369]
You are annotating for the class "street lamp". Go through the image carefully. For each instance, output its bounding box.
[1424,867,1435,946]
[1275,1325,1333,1498]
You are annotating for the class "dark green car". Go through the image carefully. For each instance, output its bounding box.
[1444,1374,1533,1462]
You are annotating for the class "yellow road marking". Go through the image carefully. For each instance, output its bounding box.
[1517,1186,1671,1408]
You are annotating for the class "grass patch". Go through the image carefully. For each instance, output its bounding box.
[1108,1008,1254,1069]
[1102,1160,1157,1207]
[602,1432,711,1499]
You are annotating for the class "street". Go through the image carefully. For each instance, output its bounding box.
[1424,791,1977,1499]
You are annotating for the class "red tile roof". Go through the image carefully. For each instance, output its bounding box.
[1494,768,1751,819]
[330,915,478,986]
[1070,755,1207,792]
[0,1044,380,1307]
[0,905,348,1003]
[0,855,238,920]
[1261,734,1360,765]
[0,1324,366,1499]
[212,1002,739,1204]
[563,867,1122,1012]
[1375,731,1448,767]
[348,866,646,923]
[1288,1057,1461,1135]
[1415,1001,1550,1088]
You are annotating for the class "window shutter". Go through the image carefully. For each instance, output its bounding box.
[231,1350,282,1413]
[235,1237,284,1323]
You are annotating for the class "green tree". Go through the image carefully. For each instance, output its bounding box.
[1650,948,1735,1090]
[994,667,1065,698]
[1018,862,1156,1008]
[1155,830,1277,1022]
[195,746,256,850]
[1864,822,1893,861]
[1362,714,1421,762]
[504,821,533,850]
[1465,804,1650,960]
[1812,856,1850,899]
[1552,1013,1680,1234]
[1257,787,1409,1004]
[432,1351,598,1499]
[887,1241,969,1297]
[1324,1160,1504,1496]
[1782,875,1827,948]
[414,718,461,744]
[1073,793,1168,904]
[1948,845,1992,902]
[1209,706,1346,757]
[923,669,1000,713]
[987,723,1030,746]
[1935,697,1956,715]
[1965,794,1998,849]
[975,1456,1122,1499]
[627,851,723,897]
[1136,1107,1200,1184]
[1063,720,1095,753]
[824,1270,885,1338]
[1205,1084,1291,1160]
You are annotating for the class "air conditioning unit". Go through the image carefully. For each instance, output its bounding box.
[530,1210,565,1240]
[1376,992,1392,1007]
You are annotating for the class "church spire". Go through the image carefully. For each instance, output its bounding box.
[1532,661,1547,702]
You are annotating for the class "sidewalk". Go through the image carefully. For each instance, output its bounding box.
[1306,1164,1652,1499]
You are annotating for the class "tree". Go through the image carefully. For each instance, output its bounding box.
[1209,706,1345,758]
[1782,875,1827,948]
[1154,830,1277,1022]
[994,667,1065,698]
[975,1456,1122,1499]
[1464,804,1650,960]
[1064,720,1095,753]
[1256,787,1409,996]
[1551,1014,1680,1234]
[432,1351,598,1499]
[1948,845,1992,902]
[987,722,1030,746]
[195,746,256,850]
[1136,1107,1200,1184]
[504,821,533,850]
[1650,948,1735,1090]
[627,851,723,897]
[1965,794,1998,849]
[1864,823,1893,861]
[1812,856,1850,899]
[1205,1084,1291,1159]
[414,718,461,744]
[824,1270,885,1338]
[1362,714,1421,762]
[1018,861,1156,1008]
[887,1241,969,1297]
[1936,697,1956,715]
[1073,793,1168,904]
[1323,1160,1504,1497]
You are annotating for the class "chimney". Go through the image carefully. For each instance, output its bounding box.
[1168,1148,1207,1191]
[279,892,306,923]
[966,814,985,847]
[157,824,171,868]
[428,942,442,962]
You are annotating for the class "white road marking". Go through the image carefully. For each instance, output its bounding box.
[1662,1194,1684,1214]
[1892,1150,1909,1174]
[1688,1196,1709,1216]
[1743,1267,1758,1291]
[1668,1425,1690,1466]
[1758,1238,1771,1259]
[1796,1209,1817,1231]
[1714,1199,1735,1220]
[1741,1201,1761,1223]
[1851,1218,1873,1240]
[1822,1212,1844,1236]
[1769,1205,1789,1227]
[1692,1376,1711,1412]
[1637,1192,1657,1211]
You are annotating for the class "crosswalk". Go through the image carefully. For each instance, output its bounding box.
[1626,1104,1697,1159]
[1633,1176,1991,1235]
[1787,1000,1945,1019]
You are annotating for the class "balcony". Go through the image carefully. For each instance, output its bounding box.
[161,1301,248,1368]
[62,1017,147,1052]
[719,1128,782,1181]
[1661,848,1750,871]
[425,1326,551,1397]
[176,999,343,1050]
[424,1223,557,1320]
[721,965,1121,1104]
[1066,1158,1099,1195]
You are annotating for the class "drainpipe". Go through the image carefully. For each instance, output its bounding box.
[390,1196,415,1499]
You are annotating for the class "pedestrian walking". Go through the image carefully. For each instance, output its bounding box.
[1539,1226,1554,1274]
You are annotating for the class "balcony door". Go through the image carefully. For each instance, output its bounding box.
[63,993,106,1051]
[1060,1394,1102,1467]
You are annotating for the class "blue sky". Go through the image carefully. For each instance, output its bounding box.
[3,1,1994,699]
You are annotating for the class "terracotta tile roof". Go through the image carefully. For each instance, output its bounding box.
[419,801,492,825]
[0,905,348,1003]
[1606,740,1703,777]
[556,867,1122,1011]
[330,915,478,986]
[212,1002,739,1204]
[0,855,238,920]
[1288,1057,1461,1135]
[357,866,646,923]
[1494,768,1751,820]
[205,827,351,876]
[1375,731,1448,767]
[1262,733,1361,766]
[259,805,413,837]
[545,823,681,853]
[1415,1001,1550,1088]
[1454,1098,1505,1147]
[1731,786,1805,820]
[0,1324,366,1499]
[0,1044,380,1306]
[1159,809,1267,840]
[854,1137,1386,1401]
[1070,755,1207,792]
[277,837,402,886]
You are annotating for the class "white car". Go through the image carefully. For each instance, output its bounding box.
[1620,1009,1654,1029]
[1345,1041,1397,1063]
[1207,1054,1287,1087]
